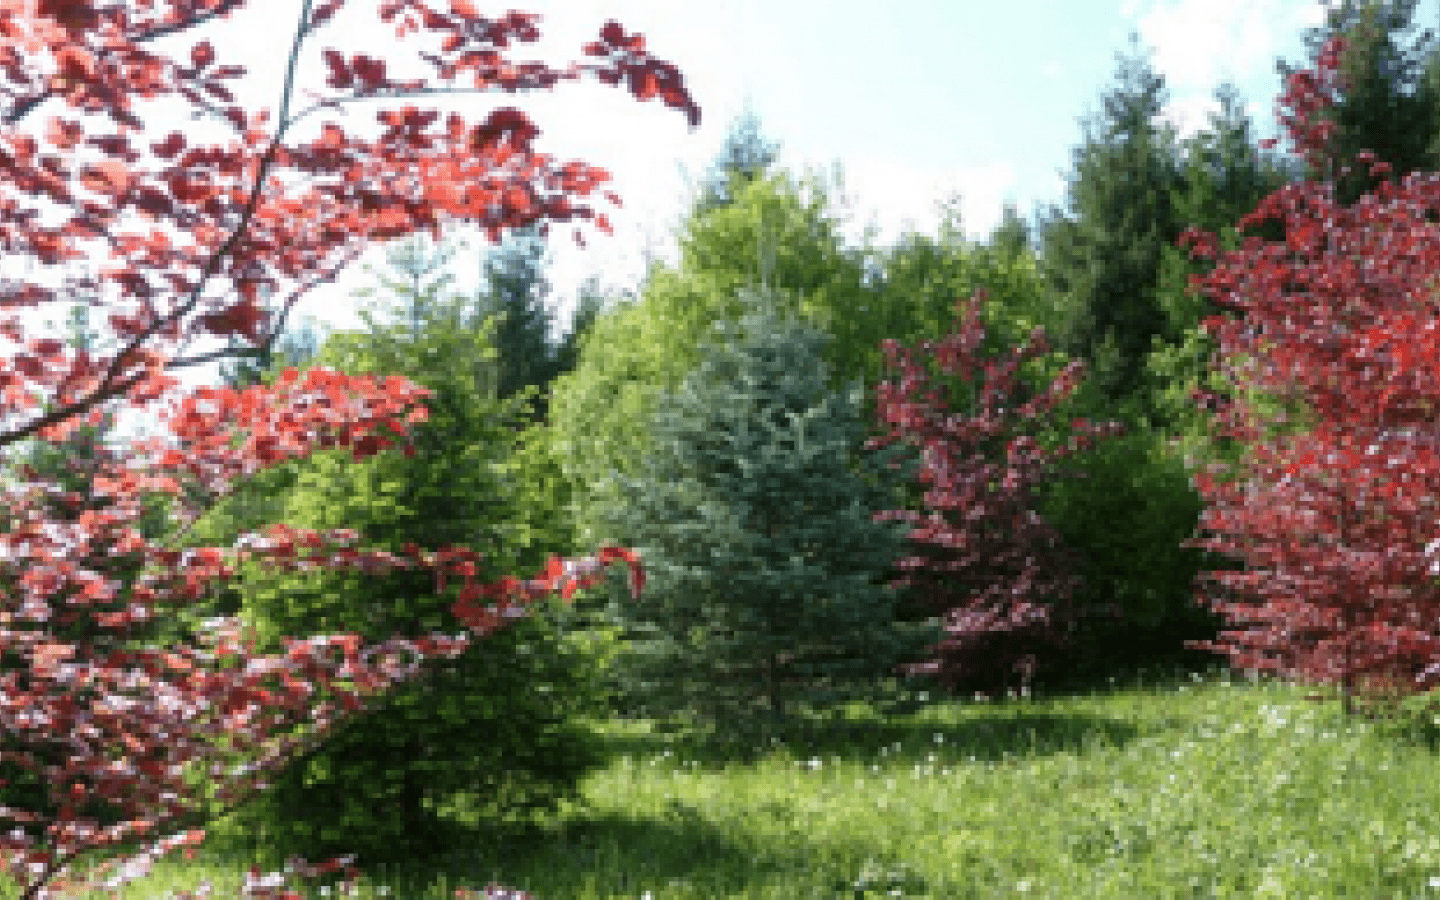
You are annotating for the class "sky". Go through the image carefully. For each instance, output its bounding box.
[8,0,1439,451]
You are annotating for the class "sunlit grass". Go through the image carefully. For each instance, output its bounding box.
[17,661,1440,898]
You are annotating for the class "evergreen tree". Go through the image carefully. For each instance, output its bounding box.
[988,200,1032,260]
[689,97,782,217]
[589,288,939,739]
[1276,0,1440,208]
[468,221,556,424]
[547,275,613,381]
[212,231,609,869]
[1035,31,1190,428]
[1142,79,1306,442]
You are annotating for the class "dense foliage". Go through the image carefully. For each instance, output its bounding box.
[587,289,939,735]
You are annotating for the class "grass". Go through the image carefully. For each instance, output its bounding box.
[18,660,1440,898]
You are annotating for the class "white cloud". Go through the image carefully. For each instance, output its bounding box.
[1128,0,1325,91]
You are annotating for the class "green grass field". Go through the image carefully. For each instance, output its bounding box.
[18,661,1440,898]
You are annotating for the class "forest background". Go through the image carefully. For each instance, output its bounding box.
[14,0,1440,700]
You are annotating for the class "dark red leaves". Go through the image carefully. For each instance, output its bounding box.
[323,48,351,89]
[151,131,186,159]
[0,7,691,892]
[470,106,539,154]
[866,293,1127,695]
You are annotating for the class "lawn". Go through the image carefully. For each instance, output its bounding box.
[18,661,1440,898]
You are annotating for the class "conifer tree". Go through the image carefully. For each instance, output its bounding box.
[589,288,939,737]
[1036,31,1190,427]
[213,231,609,869]
[468,221,557,425]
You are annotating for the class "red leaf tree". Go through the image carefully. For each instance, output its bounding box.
[864,292,1128,696]
[1179,33,1440,719]
[0,2,687,897]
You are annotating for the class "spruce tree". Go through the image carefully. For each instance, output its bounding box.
[1036,31,1190,428]
[468,221,556,425]
[213,231,610,870]
[588,288,939,738]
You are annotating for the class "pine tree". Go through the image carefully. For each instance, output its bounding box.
[1277,0,1440,208]
[588,288,939,740]
[1036,31,1190,427]
[213,231,608,869]
[468,221,556,424]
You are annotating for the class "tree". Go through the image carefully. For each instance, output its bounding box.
[1144,78,1309,479]
[1276,0,1440,208]
[686,96,781,217]
[468,221,555,420]
[0,5,686,897]
[588,288,940,736]
[212,236,610,869]
[1036,31,1191,426]
[1180,32,1440,721]
[547,166,1084,579]
[988,201,1032,260]
[864,292,1129,695]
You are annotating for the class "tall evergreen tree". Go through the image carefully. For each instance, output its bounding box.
[468,221,555,423]
[689,97,782,217]
[1276,0,1440,208]
[1036,31,1190,427]
[1142,79,1307,441]
[589,288,939,739]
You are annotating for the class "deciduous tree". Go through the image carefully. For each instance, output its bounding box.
[1180,32,1440,720]
[865,293,1128,695]
[0,4,684,896]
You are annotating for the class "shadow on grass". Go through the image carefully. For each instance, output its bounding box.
[596,699,1146,770]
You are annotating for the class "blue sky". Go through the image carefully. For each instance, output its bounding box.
[16,0,1436,447]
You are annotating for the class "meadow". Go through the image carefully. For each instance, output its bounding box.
[21,659,1440,899]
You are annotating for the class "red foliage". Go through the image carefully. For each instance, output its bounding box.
[1180,35,1440,718]
[0,2,689,897]
[864,293,1127,696]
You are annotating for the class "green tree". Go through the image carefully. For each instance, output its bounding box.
[1145,79,1310,466]
[468,221,557,425]
[988,200,1032,260]
[1276,0,1440,208]
[547,166,1083,628]
[1036,31,1190,427]
[212,231,610,870]
[590,288,939,738]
